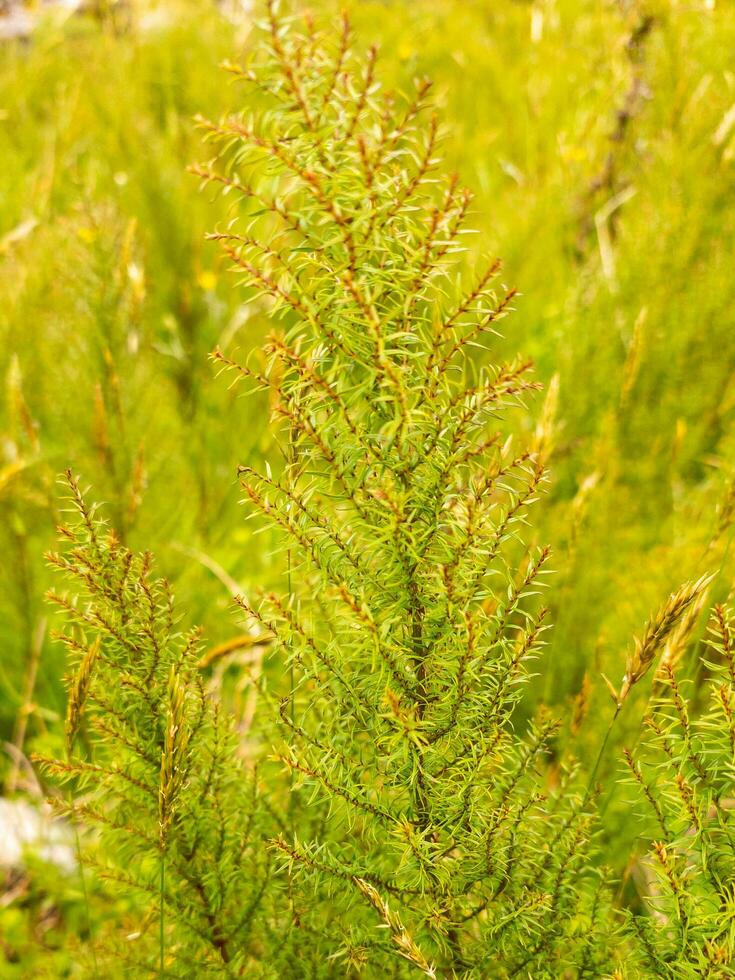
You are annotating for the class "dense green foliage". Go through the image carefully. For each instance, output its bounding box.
[1,0,734,975]
[621,603,735,977]
[42,473,273,976]
[195,9,609,973]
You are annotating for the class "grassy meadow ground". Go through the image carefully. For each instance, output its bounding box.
[1,0,734,972]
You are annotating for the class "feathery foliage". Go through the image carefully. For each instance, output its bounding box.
[194,3,613,975]
[623,601,735,978]
[38,472,272,978]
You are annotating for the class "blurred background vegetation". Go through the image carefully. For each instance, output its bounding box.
[1,0,734,972]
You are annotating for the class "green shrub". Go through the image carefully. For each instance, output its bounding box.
[193,2,613,974]
[40,473,273,977]
[623,601,735,977]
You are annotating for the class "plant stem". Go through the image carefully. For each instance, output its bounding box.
[7,617,46,795]
[583,702,622,808]
[159,850,165,978]
[69,786,100,977]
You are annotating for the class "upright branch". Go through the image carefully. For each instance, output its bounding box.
[195,4,615,976]
[38,472,272,977]
[624,599,735,975]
